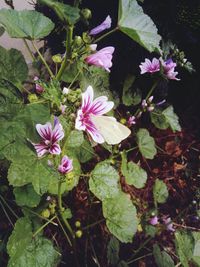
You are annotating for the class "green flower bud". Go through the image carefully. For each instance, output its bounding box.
[52,54,62,63]
[75,221,81,228]
[75,230,83,238]
[74,36,83,46]
[120,118,126,125]
[41,209,50,218]
[81,8,92,20]
[28,93,38,103]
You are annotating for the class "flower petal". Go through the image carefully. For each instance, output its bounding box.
[82,85,94,112]
[49,143,61,155]
[33,143,48,157]
[52,118,64,143]
[36,122,52,141]
[90,96,114,115]
[89,15,111,36]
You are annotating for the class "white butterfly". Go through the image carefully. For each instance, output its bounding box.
[91,115,131,145]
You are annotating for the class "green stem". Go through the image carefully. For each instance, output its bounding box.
[0,194,18,219]
[56,26,74,81]
[134,80,159,117]
[68,69,81,89]
[128,236,152,262]
[94,27,118,43]
[74,0,80,7]
[56,215,72,246]
[82,218,105,231]
[0,200,14,227]
[31,41,54,78]
[33,215,57,237]
[127,252,152,265]
[126,146,138,153]
[58,180,74,238]
[23,39,36,61]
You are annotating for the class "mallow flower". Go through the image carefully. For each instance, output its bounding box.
[139,58,160,74]
[32,117,64,157]
[89,15,112,36]
[34,76,44,94]
[162,59,180,80]
[75,85,131,144]
[85,46,115,72]
[58,156,73,174]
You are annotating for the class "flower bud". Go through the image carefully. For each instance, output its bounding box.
[74,36,83,46]
[81,8,92,20]
[75,221,81,228]
[120,118,126,125]
[52,54,62,63]
[75,230,83,238]
[28,93,38,103]
[41,209,50,218]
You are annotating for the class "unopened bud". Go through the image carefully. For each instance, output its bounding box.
[81,8,92,20]
[75,230,83,238]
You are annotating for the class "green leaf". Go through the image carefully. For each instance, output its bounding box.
[175,231,195,267]
[118,0,161,52]
[0,9,54,39]
[14,184,41,208]
[0,26,5,36]
[107,236,120,265]
[136,128,157,159]
[89,162,120,201]
[38,0,80,25]
[66,130,84,148]
[0,46,28,84]
[103,192,138,243]
[162,106,181,132]
[74,139,95,163]
[121,151,147,188]
[153,179,169,204]
[192,232,200,266]
[7,217,60,267]
[122,75,142,106]
[153,244,175,267]
[151,108,169,130]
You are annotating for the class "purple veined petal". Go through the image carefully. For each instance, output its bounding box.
[49,143,61,155]
[75,109,87,131]
[33,143,48,157]
[58,156,73,174]
[36,122,52,141]
[52,119,64,143]
[90,96,114,115]
[85,119,105,144]
[81,85,94,112]
[140,58,160,74]
[89,15,112,36]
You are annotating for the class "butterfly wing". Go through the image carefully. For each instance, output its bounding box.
[91,115,131,145]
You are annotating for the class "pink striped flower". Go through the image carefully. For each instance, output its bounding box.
[33,117,64,157]
[58,156,73,174]
[162,59,180,80]
[89,15,111,36]
[75,86,114,144]
[85,46,115,72]
[139,58,160,74]
[34,76,44,94]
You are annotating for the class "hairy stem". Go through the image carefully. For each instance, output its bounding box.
[23,39,36,61]
[94,27,118,43]
[56,26,73,81]
[31,41,54,78]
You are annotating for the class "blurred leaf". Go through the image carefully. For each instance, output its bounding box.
[89,161,120,201]
[153,244,175,267]
[38,0,80,25]
[136,128,157,159]
[192,232,200,266]
[151,108,169,130]
[175,231,194,267]
[121,151,147,188]
[153,179,169,204]
[0,46,28,84]
[0,26,5,36]
[7,217,60,267]
[107,236,120,265]
[14,184,41,208]
[66,130,84,148]
[118,0,161,52]
[117,261,129,267]
[103,191,138,243]
[145,225,157,237]
[0,9,54,39]
[122,75,141,106]
[74,139,95,163]
[162,106,181,132]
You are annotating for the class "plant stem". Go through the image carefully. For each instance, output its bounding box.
[0,194,18,219]
[56,215,72,246]
[126,146,138,153]
[0,200,14,227]
[82,218,105,231]
[56,26,73,81]
[31,41,54,78]
[74,0,80,7]
[128,236,152,262]
[23,39,36,61]
[33,215,57,237]
[58,180,74,238]
[127,252,152,264]
[94,27,118,43]
[134,80,159,117]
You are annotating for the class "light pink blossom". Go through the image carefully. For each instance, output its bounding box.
[163,217,175,232]
[75,85,114,143]
[128,116,136,126]
[32,117,64,157]
[89,15,111,36]
[58,156,73,174]
[162,59,180,80]
[149,216,159,225]
[85,46,115,72]
[139,58,160,74]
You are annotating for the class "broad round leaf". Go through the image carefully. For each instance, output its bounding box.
[0,9,54,40]
[89,162,120,201]
[162,106,181,132]
[118,0,161,52]
[153,179,169,204]
[103,192,138,243]
[136,128,157,159]
[14,184,41,208]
